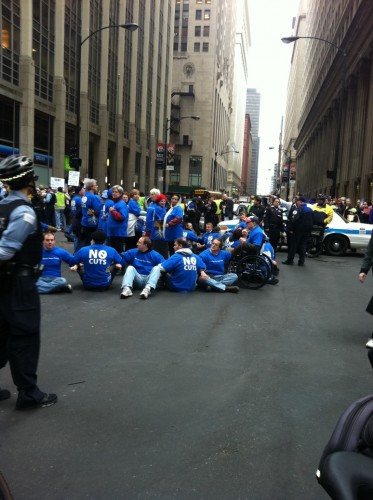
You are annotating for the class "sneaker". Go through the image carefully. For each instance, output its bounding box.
[366,337,373,349]
[298,261,305,267]
[205,285,212,292]
[282,260,294,265]
[140,287,151,299]
[120,287,133,299]
[65,284,73,293]
[225,286,239,293]
[16,393,57,410]
[0,388,11,401]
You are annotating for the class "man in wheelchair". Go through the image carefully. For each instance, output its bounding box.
[229,216,279,286]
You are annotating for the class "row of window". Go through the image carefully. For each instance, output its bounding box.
[174,42,209,52]
[195,25,209,36]
[169,155,202,186]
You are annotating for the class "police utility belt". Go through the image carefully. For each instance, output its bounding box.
[0,262,44,279]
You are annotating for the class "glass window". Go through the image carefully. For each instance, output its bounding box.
[169,155,181,186]
[194,42,200,52]
[189,156,202,186]
[204,9,210,19]
[33,0,55,101]
[203,25,209,36]
[202,42,209,52]
[195,10,202,20]
[0,0,20,85]
[195,26,201,36]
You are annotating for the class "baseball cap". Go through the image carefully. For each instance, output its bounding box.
[246,215,259,224]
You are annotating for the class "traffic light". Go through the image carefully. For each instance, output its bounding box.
[69,147,82,170]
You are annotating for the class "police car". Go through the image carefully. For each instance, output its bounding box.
[323,212,372,256]
[219,211,372,256]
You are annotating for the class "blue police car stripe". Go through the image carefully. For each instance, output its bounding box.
[325,228,372,235]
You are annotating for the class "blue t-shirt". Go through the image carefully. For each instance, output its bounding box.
[40,246,75,277]
[182,229,199,243]
[121,248,164,274]
[165,205,184,241]
[161,249,206,293]
[248,225,266,247]
[70,195,82,216]
[199,248,231,275]
[150,205,167,241]
[201,231,221,249]
[81,191,101,228]
[107,199,128,237]
[128,199,141,216]
[71,244,122,288]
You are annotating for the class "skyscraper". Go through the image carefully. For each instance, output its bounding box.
[246,88,261,194]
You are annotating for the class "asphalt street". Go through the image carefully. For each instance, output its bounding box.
[1,235,373,500]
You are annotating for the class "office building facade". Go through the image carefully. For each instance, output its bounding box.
[0,0,174,193]
[246,88,260,194]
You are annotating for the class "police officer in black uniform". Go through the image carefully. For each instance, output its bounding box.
[0,155,57,410]
[263,197,284,252]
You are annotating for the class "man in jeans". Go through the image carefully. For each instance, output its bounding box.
[120,236,164,299]
[36,232,74,294]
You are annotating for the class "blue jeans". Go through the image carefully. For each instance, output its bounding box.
[121,265,161,290]
[36,276,68,294]
[197,273,238,292]
[55,209,66,230]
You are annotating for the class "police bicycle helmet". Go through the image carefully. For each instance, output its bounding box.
[317,193,326,200]
[0,155,37,189]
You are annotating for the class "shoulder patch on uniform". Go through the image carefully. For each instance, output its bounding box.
[23,212,36,224]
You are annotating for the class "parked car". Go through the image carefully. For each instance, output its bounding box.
[323,212,372,255]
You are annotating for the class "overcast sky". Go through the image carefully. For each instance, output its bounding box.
[247,0,300,193]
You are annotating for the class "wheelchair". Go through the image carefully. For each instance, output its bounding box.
[228,242,272,290]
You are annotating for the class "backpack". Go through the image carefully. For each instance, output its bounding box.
[317,394,373,482]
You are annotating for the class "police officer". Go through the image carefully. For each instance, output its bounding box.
[282,195,313,266]
[0,155,57,410]
[263,197,284,252]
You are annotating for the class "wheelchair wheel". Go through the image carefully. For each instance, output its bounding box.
[236,255,271,289]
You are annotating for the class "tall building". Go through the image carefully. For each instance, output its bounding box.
[170,0,250,195]
[281,0,308,200]
[0,0,174,193]
[246,88,261,194]
[287,0,373,201]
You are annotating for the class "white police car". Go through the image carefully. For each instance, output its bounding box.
[323,212,372,256]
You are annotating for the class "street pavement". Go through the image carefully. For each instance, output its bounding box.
[1,234,373,499]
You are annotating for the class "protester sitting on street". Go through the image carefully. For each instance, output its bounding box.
[70,229,122,291]
[120,236,164,299]
[164,194,184,256]
[196,222,221,252]
[36,232,75,294]
[246,215,266,250]
[197,238,239,293]
[182,222,200,250]
[158,238,206,293]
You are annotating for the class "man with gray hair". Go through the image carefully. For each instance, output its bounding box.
[145,188,161,237]
[77,178,101,250]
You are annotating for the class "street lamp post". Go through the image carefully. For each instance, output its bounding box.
[281,35,347,198]
[213,148,239,192]
[74,23,139,170]
[163,115,200,193]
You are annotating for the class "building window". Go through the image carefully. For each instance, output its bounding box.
[195,26,201,36]
[205,0,211,3]
[194,42,200,52]
[64,0,81,114]
[204,9,210,19]
[195,10,202,20]
[203,25,210,37]
[202,42,209,52]
[0,98,19,148]
[33,0,55,102]
[0,0,20,85]
[169,155,181,186]
[189,156,202,186]
[196,0,202,3]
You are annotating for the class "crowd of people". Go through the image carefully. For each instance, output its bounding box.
[3,152,373,411]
